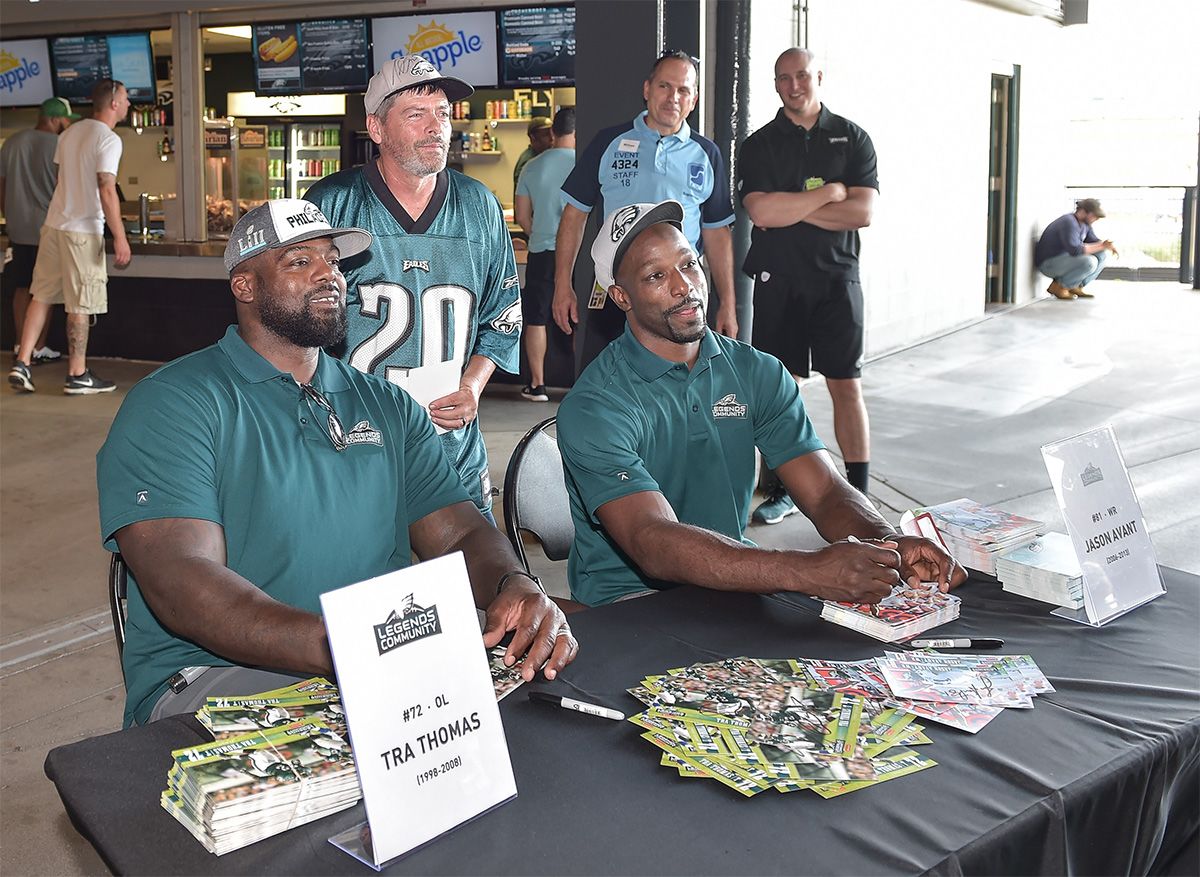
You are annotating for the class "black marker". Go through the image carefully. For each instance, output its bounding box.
[909,637,1005,649]
[528,691,625,721]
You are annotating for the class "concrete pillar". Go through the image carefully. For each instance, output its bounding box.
[171,11,206,242]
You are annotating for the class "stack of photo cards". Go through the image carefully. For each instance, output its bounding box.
[995,532,1085,610]
[161,718,361,855]
[820,581,960,642]
[197,678,346,741]
[164,652,530,855]
[626,658,938,798]
[915,498,1044,576]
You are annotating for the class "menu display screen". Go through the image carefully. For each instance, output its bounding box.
[106,34,156,102]
[499,6,575,87]
[253,18,370,96]
[50,32,156,103]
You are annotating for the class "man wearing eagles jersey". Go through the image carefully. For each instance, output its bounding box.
[307,56,521,518]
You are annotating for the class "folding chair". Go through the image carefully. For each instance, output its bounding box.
[501,417,585,613]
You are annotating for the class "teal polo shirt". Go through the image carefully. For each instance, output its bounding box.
[557,326,825,605]
[98,326,469,726]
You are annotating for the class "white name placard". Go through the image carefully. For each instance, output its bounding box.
[1041,425,1164,626]
[320,552,516,868]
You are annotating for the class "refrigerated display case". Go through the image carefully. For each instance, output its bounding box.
[265,121,343,200]
[204,120,269,239]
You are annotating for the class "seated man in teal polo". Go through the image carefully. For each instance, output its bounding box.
[555,200,966,606]
[98,199,576,726]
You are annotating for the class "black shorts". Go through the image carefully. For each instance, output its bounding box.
[521,250,555,327]
[751,271,864,379]
[4,243,39,290]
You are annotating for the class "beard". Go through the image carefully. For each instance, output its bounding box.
[663,299,708,344]
[385,136,448,177]
[259,290,348,349]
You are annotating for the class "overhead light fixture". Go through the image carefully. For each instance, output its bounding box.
[204,26,252,40]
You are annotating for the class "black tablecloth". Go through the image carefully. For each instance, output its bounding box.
[46,568,1200,876]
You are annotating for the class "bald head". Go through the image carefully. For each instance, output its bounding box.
[775,47,819,75]
[774,48,822,120]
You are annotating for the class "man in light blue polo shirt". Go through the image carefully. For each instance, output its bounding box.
[515,107,576,401]
[552,50,738,371]
[98,199,576,726]
[556,200,965,607]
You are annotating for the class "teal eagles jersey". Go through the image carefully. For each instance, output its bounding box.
[307,164,521,511]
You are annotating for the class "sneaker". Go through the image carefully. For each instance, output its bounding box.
[8,361,35,392]
[752,489,798,525]
[521,384,549,402]
[63,369,116,395]
[1070,286,1094,299]
[32,346,63,365]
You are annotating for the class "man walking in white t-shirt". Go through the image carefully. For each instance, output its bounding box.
[10,78,131,395]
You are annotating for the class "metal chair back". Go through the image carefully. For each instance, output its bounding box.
[502,417,573,569]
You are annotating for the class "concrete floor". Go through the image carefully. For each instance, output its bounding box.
[1,278,1197,875]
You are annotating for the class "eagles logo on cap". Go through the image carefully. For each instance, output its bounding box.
[610,206,642,243]
[400,56,438,78]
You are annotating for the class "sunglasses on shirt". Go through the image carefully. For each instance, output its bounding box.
[301,383,348,452]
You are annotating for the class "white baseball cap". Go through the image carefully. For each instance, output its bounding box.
[364,54,474,116]
[591,200,685,291]
[224,199,372,273]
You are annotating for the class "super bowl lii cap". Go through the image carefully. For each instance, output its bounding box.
[363,54,474,116]
[591,200,685,291]
[224,199,372,274]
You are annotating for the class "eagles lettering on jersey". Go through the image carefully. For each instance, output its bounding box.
[306,167,520,511]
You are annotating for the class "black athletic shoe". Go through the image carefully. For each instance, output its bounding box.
[63,369,116,395]
[8,361,34,392]
[521,384,549,402]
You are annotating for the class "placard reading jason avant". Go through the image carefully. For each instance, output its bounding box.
[1041,425,1164,626]
[321,553,516,868]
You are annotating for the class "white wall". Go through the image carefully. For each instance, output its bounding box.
[750,0,1073,358]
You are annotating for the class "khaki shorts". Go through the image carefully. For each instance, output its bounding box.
[29,226,109,315]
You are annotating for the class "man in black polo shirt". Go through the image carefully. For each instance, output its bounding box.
[736,47,879,523]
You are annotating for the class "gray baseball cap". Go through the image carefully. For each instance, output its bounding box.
[364,54,474,116]
[591,200,685,291]
[224,199,372,273]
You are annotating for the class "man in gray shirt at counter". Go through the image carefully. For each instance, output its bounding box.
[1,97,79,364]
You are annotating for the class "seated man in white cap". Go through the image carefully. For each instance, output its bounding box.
[555,199,965,607]
[307,55,522,523]
[98,199,576,727]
